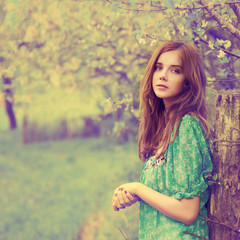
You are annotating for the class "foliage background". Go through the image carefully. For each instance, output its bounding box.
[0,0,240,239]
[1,0,240,135]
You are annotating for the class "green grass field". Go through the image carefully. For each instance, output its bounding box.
[0,130,142,240]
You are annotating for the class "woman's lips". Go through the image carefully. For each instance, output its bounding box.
[156,84,168,89]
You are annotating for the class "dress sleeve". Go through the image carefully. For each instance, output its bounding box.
[168,115,213,200]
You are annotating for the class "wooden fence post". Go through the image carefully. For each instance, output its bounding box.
[209,90,240,240]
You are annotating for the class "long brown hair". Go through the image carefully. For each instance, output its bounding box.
[138,41,210,161]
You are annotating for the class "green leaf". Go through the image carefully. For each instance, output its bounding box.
[198,29,205,36]
[110,2,121,10]
[196,21,201,31]
[195,9,203,18]
[132,29,142,34]
[185,12,195,28]
[220,56,229,64]
[136,34,143,41]
[165,0,174,8]
[208,181,215,185]
[212,173,218,181]
[205,50,213,55]
[133,29,143,41]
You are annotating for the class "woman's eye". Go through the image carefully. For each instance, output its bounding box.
[155,66,162,70]
[172,69,180,73]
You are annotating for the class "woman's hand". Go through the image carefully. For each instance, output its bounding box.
[112,182,140,211]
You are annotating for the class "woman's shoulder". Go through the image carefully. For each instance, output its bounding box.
[178,114,203,132]
[180,114,201,124]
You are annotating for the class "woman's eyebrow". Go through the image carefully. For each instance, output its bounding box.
[171,65,182,68]
[156,62,182,68]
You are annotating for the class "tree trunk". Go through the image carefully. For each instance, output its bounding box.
[209,90,240,239]
[3,76,17,130]
[5,97,17,129]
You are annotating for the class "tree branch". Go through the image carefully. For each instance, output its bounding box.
[230,3,240,20]
[183,231,208,240]
[231,127,240,132]
[208,78,240,82]
[213,139,240,144]
[200,0,240,41]
[199,38,240,59]
[106,0,240,12]
[174,1,240,10]
[201,215,240,234]
[105,0,163,12]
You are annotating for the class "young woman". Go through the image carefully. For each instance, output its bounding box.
[112,41,213,239]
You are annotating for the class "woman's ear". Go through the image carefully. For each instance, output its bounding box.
[184,80,189,88]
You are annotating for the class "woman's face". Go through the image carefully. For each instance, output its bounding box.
[152,50,186,108]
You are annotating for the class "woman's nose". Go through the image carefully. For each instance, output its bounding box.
[159,69,168,81]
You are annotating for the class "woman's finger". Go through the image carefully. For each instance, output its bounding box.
[125,191,135,201]
[119,189,131,204]
[115,192,125,209]
[125,190,140,204]
[115,190,124,205]
[112,196,121,211]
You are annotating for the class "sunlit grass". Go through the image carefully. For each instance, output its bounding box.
[0,130,142,240]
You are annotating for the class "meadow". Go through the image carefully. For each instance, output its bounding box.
[0,128,142,240]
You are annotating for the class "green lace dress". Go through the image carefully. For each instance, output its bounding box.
[139,115,213,240]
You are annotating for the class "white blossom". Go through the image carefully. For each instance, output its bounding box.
[217,50,226,58]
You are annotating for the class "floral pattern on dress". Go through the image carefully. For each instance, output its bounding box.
[139,115,213,240]
[144,154,167,171]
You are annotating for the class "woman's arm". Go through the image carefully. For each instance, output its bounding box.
[113,182,200,225]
